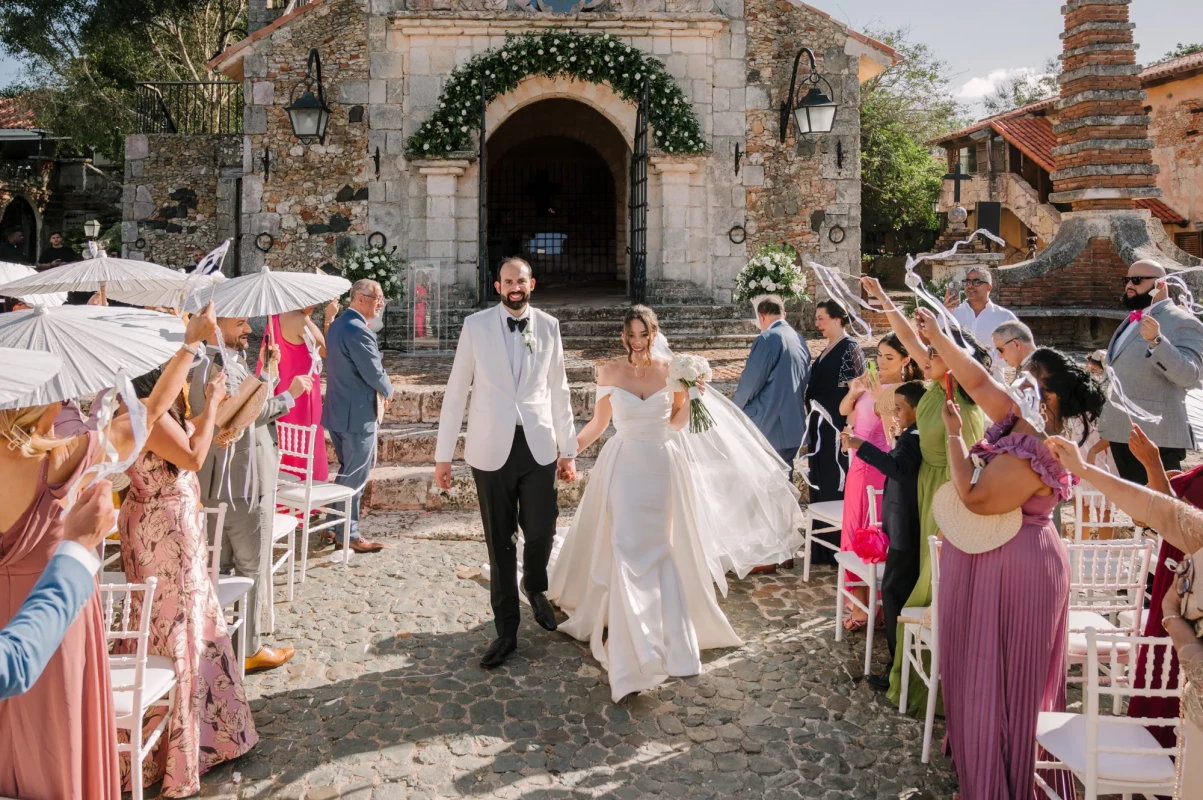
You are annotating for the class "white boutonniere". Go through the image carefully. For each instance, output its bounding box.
[522,328,536,353]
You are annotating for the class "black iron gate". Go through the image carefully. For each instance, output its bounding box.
[477,78,491,307]
[629,79,650,304]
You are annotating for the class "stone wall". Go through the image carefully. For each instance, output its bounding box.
[1148,71,1203,228]
[743,0,862,282]
[241,0,372,274]
[122,134,242,269]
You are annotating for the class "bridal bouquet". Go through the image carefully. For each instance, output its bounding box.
[668,354,715,433]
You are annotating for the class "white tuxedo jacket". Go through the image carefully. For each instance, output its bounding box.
[435,304,577,471]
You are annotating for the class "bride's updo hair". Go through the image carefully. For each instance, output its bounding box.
[622,305,660,364]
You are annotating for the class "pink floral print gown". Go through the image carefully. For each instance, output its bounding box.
[117,443,258,797]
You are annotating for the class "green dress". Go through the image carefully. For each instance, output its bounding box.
[886,381,984,716]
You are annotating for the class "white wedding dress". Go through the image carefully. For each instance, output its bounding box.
[547,384,744,702]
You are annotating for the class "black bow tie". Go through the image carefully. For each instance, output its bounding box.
[507,317,528,333]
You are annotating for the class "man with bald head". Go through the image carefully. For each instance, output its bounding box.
[322,279,392,553]
[1100,259,1203,483]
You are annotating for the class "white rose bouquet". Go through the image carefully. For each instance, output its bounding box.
[338,245,407,301]
[733,242,809,305]
[668,353,715,433]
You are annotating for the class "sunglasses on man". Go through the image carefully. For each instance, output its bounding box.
[1122,276,1157,287]
[963,278,989,288]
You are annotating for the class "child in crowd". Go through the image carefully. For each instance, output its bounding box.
[841,381,926,690]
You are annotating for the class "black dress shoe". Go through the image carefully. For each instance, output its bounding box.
[480,636,517,669]
[528,592,558,632]
[867,672,891,692]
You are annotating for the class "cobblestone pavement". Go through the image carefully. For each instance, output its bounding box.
[189,511,959,800]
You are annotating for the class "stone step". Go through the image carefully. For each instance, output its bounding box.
[328,422,616,465]
[559,318,758,337]
[562,333,758,351]
[378,381,740,425]
[363,460,594,512]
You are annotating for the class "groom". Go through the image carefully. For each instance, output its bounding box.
[435,257,578,668]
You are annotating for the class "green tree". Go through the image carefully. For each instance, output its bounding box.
[981,57,1060,116]
[0,0,245,158]
[1162,42,1203,62]
[860,28,967,253]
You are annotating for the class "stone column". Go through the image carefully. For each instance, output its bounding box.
[412,160,470,260]
[1049,0,1161,211]
[651,157,702,288]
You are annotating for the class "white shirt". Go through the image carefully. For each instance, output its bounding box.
[952,299,1018,381]
[1112,298,1170,357]
[501,306,531,385]
[59,540,102,576]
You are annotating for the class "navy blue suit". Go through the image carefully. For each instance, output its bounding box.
[732,319,811,466]
[0,545,97,699]
[322,309,393,541]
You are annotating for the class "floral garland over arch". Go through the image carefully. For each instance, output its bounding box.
[405,29,707,157]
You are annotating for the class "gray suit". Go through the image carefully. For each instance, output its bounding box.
[190,346,293,653]
[732,319,812,462]
[1100,299,1203,451]
[321,309,392,541]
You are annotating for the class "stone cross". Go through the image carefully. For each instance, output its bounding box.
[943,162,972,204]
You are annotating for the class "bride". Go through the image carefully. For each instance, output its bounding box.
[547,305,802,702]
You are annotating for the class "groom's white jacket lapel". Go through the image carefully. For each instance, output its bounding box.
[436,303,577,471]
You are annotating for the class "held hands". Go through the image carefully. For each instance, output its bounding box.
[1045,435,1088,475]
[1141,314,1161,344]
[942,399,963,437]
[62,479,117,551]
[185,302,218,347]
[1128,424,1160,468]
[288,375,314,399]
[557,457,578,483]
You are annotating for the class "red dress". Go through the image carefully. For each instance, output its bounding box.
[0,432,120,799]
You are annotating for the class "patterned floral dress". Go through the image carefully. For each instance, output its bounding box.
[118,443,258,797]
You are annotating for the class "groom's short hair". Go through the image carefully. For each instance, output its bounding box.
[498,256,532,278]
[756,296,785,317]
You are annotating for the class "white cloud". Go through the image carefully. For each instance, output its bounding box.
[957,67,1042,100]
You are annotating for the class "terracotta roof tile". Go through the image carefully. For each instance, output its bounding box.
[0,96,35,130]
[990,115,1057,173]
[1141,51,1203,84]
[1136,198,1187,225]
[929,96,1057,146]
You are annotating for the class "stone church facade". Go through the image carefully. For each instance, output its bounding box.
[123,0,894,308]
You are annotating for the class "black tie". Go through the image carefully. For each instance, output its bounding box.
[507,317,528,333]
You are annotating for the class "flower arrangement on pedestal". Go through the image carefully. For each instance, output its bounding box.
[406,29,707,158]
[339,246,407,301]
[732,243,809,305]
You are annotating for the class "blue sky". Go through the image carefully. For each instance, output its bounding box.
[835,0,1203,113]
[0,0,1197,104]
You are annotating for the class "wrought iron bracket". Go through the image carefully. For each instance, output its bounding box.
[733,142,742,175]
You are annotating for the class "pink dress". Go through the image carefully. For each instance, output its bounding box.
[118,445,257,797]
[266,314,329,481]
[839,390,887,579]
[0,432,120,800]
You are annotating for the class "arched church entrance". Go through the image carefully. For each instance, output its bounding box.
[486,99,629,299]
[0,196,38,264]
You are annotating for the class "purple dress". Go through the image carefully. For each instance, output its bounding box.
[940,414,1076,800]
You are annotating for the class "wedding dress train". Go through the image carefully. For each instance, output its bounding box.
[547,385,744,702]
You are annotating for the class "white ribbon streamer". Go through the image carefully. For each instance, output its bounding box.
[798,402,846,492]
[807,262,873,339]
[302,326,323,378]
[902,228,1007,355]
[60,370,148,517]
[1104,365,1163,426]
[1005,373,1048,439]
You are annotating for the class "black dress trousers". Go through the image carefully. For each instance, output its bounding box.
[471,427,559,638]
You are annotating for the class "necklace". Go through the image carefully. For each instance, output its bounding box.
[632,353,651,378]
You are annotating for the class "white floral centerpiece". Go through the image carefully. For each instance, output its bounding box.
[732,243,809,305]
[338,246,406,301]
[668,353,715,433]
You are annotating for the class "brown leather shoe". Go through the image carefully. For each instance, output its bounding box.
[245,645,295,673]
[334,538,384,553]
[748,564,778,574]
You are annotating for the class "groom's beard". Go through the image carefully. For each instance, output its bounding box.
[1121,291,1154,311]
[501,290,529,311]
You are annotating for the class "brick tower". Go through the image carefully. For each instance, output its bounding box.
[1049,0,1162,210]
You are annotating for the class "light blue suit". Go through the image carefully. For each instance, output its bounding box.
[0,545,96,699]
[732,319,812,461]
[322,309,393,541]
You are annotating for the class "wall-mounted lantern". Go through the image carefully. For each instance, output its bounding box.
[779,47,838,142]
[285,49,332,145]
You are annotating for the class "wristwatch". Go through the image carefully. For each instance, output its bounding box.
[1151,335,1163,347]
